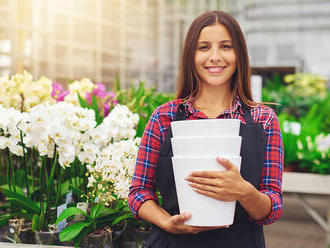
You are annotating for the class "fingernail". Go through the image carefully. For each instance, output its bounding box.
[183,212,190,218]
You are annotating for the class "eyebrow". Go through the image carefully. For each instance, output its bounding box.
[198,40,232,44]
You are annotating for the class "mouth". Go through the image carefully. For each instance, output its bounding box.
[204,66,226,73]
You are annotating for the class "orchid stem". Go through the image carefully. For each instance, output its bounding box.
[20,130,29,198]
[9,152,16,192]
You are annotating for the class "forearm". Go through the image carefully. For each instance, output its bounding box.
[239,181,271,220]
[138,200,170,229]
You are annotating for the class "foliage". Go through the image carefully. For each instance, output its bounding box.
[276,91,330,173]
[115,76,174,137]
[296,134,330,174]
[56,201,134,247]
[262,73,327,118]
[263,73,330,174]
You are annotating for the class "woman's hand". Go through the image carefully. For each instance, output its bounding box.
[161,211,228,234]
[185,158,252,202]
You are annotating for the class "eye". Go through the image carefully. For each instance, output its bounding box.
[197,45,209,51]
[221,44,233,50]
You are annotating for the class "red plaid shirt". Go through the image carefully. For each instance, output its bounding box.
[129,96,283,225]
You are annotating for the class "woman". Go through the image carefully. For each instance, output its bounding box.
[129,11,283,248]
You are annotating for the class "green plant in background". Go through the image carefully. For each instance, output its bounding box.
[56,201,133,247]
[115,76,174,137]
[279,98,330,173]
[262,73,327,118]
[278,113,300,168]
[262,73,288,114]
[263,73,330,174]
[296,134,330,174]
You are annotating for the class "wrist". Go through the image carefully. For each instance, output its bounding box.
[238,180,256,204]
[158,213,172,231]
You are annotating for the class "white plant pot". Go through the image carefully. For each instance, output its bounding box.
[171,119,240,138]
[172,156,242,226]
[171,136,242,157]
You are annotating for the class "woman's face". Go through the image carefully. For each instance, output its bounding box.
[194,23,236,89]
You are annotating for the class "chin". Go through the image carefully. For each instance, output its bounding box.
[202,79,231,88]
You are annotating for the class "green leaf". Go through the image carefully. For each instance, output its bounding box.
[91,95,103,125]
[115,74,121,91]
[59,221,91,242]
[72,186,83,201]
[73,225,93,247]
[60,178,83,196]
[78,92,90,109]
[0,213,13,228]
[97,207,118,219]
[0,184,24,195]
[111,212,134,226]
[1,187,40,214]
[90,203,105,220]
[91,95,99,112]
[32,214,39,231]
[56,207,90,225]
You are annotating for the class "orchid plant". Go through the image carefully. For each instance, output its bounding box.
[0,72,139,238]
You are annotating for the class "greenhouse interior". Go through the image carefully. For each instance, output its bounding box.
[0,0,330,247]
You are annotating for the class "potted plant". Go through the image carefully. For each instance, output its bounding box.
[56,200,135,248]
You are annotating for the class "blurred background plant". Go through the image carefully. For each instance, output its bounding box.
[262,73,330,173]
[262,73,327,118]
[0,71,172,246]
[114,76,174,137]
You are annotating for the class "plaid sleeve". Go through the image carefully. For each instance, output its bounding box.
[253,108,284,225]
[128,108,163,218]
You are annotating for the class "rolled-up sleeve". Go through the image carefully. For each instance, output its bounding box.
[253,108,284,225]
[128,109,163,218]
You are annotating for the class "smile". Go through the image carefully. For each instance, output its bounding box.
[205,66,225,73]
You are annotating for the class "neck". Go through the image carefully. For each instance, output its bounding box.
[194,83,233,112]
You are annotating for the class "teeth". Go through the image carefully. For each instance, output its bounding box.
[207,67,223,73]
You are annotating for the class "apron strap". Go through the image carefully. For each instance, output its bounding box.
[159,104,187,156]
[174,103,187,121]
[241,102,254,125]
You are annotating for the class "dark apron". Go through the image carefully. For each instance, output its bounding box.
[148,103,267,248]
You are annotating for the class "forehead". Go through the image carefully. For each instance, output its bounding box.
[197,23,232,42]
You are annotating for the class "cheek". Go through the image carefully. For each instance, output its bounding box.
[226,53,237,70]
[194,52,207,67]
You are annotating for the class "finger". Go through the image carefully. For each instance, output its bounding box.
[188,182,219,194]
[193,188,223,200]
[185,176,219,186]
[183,224,230,234]
[196,226,229,231]
[189,171,222,178]
[171,212,191,224]
[217,157,237,171]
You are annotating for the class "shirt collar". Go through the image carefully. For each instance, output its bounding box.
[183,94,244,117]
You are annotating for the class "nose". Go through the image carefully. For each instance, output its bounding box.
[209,47,221,63]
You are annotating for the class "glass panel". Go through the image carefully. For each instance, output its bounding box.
[75,0,96,17]
[55,45,69,61]
[102,0,120,23]
[126,6,141,29]
[54,13,69,41]
[73,18,96,46]
[73,49,96,79]
[102,25,120,51]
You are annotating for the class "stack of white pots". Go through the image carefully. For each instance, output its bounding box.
[171,119,242,226]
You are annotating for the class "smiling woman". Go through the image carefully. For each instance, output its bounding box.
[193,24,237,117]
[129,10,283,248]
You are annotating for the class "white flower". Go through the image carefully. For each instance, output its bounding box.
[85,137,141,202]
[316,134,330,152]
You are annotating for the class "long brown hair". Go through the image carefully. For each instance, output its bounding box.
[176,11,256,107]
